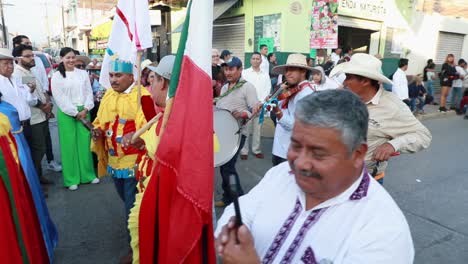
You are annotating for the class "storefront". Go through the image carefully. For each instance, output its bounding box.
[89,20,112,55]
[336,0,388,55]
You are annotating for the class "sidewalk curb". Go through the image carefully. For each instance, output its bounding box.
[416,110,457,121]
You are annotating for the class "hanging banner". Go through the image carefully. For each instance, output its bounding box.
[310,0,338,49]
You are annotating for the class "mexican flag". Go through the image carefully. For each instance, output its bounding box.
[138,0,215,263]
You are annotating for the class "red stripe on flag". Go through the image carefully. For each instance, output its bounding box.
[139,56,215,263]
[116,7,133,41]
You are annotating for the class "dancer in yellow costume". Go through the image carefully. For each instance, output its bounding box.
[91,57,154,262]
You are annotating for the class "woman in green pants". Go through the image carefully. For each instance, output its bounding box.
[51,47,99,190]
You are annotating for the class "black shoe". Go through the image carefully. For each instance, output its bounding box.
[438,107,447,112]
[464,116,468,120]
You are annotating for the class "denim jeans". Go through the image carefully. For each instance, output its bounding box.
[424,81,434,97]
[450,87,463,109]
[113,177,138,243]
[220,135,246,204]
[409,97,426,112]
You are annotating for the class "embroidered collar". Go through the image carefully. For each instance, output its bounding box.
[295,166,370,211]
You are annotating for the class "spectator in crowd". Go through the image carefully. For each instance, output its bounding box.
[451,59,467,113]
[212,49,224,97]
[306,56,315,67]
[343,46,353,61]
[330,47,342,65]
[220,49,232,64]
[140,59,152,88]
[12,44,54,185]
[423,59,436,99]
[311,66,340,91]
[392,58,410,105]
[88,58,101,70]
[259,44,270,74]
[408,75,427,114]
[240,52,270,160]
[268,52,279,90]
[51,47,99,191]
[439,54,458,112]
[459,89,468,119]
[75,54,90,70]
[13,34,62,172]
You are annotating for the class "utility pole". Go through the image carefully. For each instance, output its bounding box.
[62,0,66,47]
[44,1,51,47]
[0,0,8,48]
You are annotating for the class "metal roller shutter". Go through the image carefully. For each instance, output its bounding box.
[433,32,465,94]
[435,32,464,64]
[213,15,245,63]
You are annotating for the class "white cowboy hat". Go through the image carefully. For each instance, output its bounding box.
[330,53,392,84]
[272,53,314,75]
[141,59,152,70]
[0,48,14,60]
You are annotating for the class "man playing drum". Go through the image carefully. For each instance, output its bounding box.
[215,56,259,207]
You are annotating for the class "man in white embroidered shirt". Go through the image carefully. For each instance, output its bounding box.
[216,90,414,264]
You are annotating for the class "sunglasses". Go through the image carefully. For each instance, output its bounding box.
[75,64,85,69]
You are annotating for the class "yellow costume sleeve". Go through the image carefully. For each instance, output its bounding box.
[140,122,160,160]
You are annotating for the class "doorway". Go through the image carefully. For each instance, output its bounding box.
[338,26,380,55]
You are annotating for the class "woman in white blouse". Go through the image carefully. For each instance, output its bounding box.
[51,47,99,191]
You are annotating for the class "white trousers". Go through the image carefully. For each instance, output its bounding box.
[241,116,262,155]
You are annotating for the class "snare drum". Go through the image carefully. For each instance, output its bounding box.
[214,108,241,167]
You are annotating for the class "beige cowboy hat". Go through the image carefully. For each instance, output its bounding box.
[75,55,91,66]
[272,53,314,75]
[141,59,152,70]
[330,53,392,84]
[0,48,14,60]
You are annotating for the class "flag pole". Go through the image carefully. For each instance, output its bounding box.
[136,50,143,107]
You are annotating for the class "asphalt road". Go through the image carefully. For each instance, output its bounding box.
[45,115,468,263]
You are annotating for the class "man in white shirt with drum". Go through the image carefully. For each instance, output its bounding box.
[215,56,259,207]
[240,52,271,160]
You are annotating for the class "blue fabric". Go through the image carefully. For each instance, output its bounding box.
[112,177,137,243]
[107,165,136,179]
[424,81,434,97]
[0,102,58,263]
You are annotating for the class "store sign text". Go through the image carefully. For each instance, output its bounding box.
[338,0,387,21]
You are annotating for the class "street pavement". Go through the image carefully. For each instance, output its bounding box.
[44,114,468,263]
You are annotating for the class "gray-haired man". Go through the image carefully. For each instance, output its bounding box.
[216,89,414,263]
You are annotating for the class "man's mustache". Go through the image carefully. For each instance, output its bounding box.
[291,162,322,180]
[111,82,119,86]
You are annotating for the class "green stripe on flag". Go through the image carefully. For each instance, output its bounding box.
[168,0,193,98]
[0,150,30,264]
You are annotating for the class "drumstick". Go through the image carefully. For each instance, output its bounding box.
[130,112,163,144]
